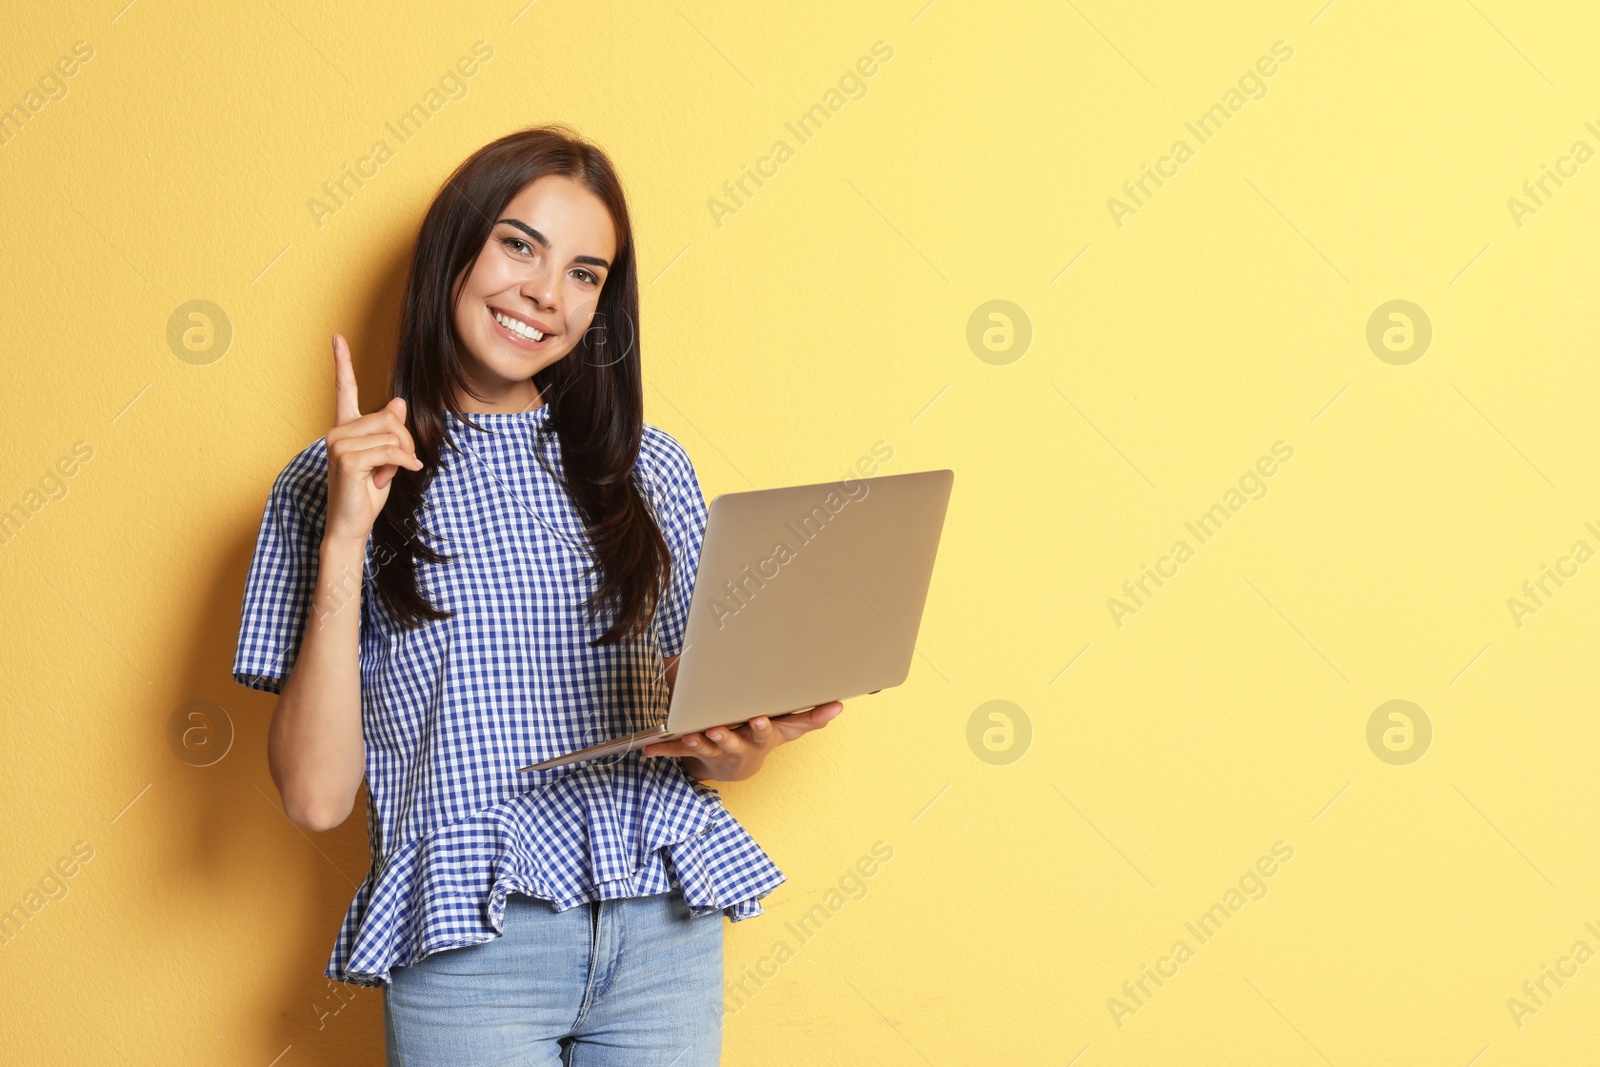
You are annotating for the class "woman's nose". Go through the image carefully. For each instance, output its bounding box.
[521,264,558,310]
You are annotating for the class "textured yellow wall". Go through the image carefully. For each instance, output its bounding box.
[3,1,1599,1063]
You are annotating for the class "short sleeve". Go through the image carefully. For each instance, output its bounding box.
[643,428,708,660]
[231,440,332,694]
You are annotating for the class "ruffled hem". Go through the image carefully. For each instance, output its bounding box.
[323,759,786,987]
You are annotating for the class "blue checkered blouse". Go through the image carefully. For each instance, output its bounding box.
[231,406,786,988]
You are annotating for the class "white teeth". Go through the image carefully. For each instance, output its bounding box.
[494,311,544,341]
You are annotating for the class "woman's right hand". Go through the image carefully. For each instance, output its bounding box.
[324,333,423,545]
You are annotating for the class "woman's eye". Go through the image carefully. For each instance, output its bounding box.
[573,269,599,285]
[500,236,532,255]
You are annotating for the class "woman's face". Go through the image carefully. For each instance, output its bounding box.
[451,174,618,409]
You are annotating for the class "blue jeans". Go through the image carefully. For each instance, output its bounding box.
[383,890,724,1066]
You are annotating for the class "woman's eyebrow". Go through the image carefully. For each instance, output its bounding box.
[498,218,611,269]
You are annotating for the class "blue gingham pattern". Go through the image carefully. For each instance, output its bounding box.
[232,407,786,988]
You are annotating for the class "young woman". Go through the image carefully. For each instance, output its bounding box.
[232,124,843,1066]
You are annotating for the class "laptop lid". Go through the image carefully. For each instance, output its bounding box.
[664,468,954,737]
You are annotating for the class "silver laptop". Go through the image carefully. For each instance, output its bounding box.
[519,468,955,772]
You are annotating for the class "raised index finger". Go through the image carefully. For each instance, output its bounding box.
[332,333,360,426]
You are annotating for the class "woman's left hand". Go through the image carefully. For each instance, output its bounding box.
[642,702,844,782]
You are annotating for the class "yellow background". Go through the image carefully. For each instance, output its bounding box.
[3,0,1598,1063]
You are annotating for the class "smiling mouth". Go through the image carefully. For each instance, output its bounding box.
[490,308,553,345]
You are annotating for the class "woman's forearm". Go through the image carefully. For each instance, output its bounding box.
[266,533,369,830]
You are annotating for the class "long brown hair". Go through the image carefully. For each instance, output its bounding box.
[371,123,669,646]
